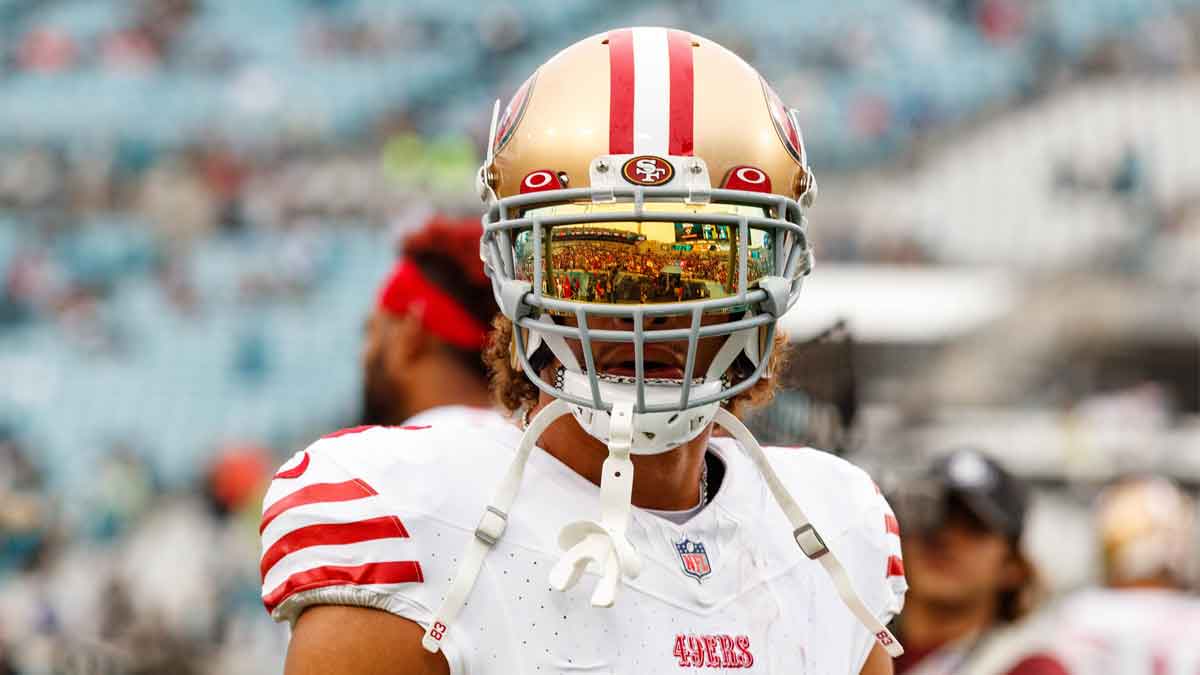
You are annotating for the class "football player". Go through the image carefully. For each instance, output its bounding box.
[361,215,500,428]
[262,28,906,674]
[1044,477,1200,674]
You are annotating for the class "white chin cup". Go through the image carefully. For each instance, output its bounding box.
[559,369,722,455]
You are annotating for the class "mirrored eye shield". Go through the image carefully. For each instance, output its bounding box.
[485,185,812,326]
[481,185,812,286]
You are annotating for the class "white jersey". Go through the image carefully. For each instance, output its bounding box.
[259,421,906,674]
[1045,588,1200,675]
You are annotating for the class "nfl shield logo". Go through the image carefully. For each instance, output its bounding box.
[675,538,711,581]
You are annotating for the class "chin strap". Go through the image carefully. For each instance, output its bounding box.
[423,400,903,659]
[713,407,904,658]
[547,400,642,606]
[423,399,648,655]
[422,400,572,653]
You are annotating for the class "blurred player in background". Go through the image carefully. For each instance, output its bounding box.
[361,214,501,427]
[1044,477,1200,674]
[889,449,1068,675]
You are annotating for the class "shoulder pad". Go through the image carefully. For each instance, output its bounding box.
[757,445,907,622]
[259,421,519,623]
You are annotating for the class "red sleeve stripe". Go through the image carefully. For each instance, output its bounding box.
[274,452,310,479]
[884,514,900,536]
[263,561,424,614]
[260,516,409,579]
[260,480,378,534]
[321,425,378,439]
[887,555,905,578]
[320,424,430,439]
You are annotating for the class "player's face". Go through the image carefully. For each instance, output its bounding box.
[552,313,733,381]
[901,503,1017,608]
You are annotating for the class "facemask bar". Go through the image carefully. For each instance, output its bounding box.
[511,314,778,414]
[483,183,812,415]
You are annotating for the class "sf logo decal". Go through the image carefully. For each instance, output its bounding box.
[622,155,674,186]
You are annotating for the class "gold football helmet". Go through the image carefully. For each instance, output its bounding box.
[479,27,816,451]
[1097,476,1196,587]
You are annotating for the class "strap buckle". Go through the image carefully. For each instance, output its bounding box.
[476,506,508,546]
[793,523,829,560]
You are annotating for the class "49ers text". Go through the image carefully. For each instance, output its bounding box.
[673,634,754,668]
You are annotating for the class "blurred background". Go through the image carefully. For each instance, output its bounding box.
[0,0,1196,673]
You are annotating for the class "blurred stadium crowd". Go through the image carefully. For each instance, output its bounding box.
[0,0,1198,673]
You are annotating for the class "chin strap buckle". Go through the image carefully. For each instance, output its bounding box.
[475,507,507,546]
[793,523,830,560]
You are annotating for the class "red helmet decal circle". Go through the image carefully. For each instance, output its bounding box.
[722,165,773,193]
[519,169,563,194]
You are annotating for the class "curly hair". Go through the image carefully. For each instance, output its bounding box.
[484,315,790,418]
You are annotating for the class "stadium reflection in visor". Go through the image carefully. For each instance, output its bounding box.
[514,202,774,310]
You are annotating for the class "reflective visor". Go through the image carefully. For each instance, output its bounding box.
[514,202,774,308]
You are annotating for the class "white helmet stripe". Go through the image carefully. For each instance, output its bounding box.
[631,27,671,155]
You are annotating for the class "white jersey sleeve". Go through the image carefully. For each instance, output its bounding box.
[260,427,428,626]
[258,417,523,673]
[258,421,510,630]
[762,446,908,666]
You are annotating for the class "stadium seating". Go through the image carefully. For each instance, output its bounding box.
[1,0,1196,497]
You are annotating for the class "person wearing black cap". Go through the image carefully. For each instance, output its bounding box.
[889,449,1068,675]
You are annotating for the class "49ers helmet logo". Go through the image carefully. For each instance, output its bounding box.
[621,155,674,186]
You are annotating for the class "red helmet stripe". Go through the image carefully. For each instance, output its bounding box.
[667,30,694,156]
[608,29,635,154]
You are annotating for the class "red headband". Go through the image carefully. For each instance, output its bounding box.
[376,259,490,351]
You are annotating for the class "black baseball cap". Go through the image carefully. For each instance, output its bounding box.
[892,449,1031,541]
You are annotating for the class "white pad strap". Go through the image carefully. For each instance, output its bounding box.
[713,408,904,658]
[422,400,573,653]
[703,325,756,381]
[548,400,642,606]
[525,316,581,372]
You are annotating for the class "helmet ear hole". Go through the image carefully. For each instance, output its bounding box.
[526,341,554,375]
[729,352,758,385]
